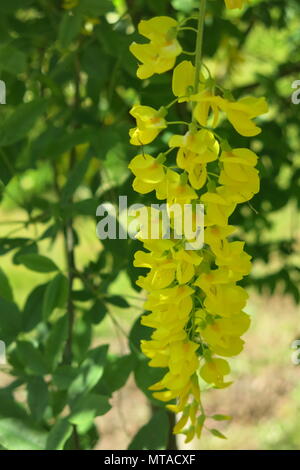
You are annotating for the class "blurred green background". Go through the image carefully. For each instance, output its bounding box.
[0,0,300,450]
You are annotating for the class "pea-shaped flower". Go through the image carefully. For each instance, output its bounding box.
[130,17,182,79]
[129,105,167,145]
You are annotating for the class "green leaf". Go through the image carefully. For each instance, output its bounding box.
[0,0,34,12]
[0,268,13,302]
[45,316,68,370]
[211,414,232,421]
[73,198,99,216]
[0,99,48,147]
[61,153,91,202]
[18,253,59,273]
[42,273,68,320]
[52,365,78,391]
[98,354,135,395]
[51,390,68,417]
[128,410,169,450]
[73,316,92,362]
[78,424,99,451]
[58,11,83,48]
[87,299,108,325]
[68,393,111,434]
[15,341,49,376]
[78,0,113,15]
[106,295,129,308]
[0,237,29,256]
[209,428,228,439]
[27,377,49,423]
[0,418,47,450]
[46,418,73,450]
[0,298,21,344]
[134,357,168,407]
[129,315,152,354]
[28,127,94,162]
[0,391,28,421]
[13,242,38,265]
[0,44,26,75]
[68,345,108,400]
[91,127,119,158]
[22,284,47,332]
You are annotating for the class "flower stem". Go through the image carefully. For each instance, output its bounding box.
[165,97,179,109]
[167,120,190,126]
[193,0,207,98]
[179,26,198,33]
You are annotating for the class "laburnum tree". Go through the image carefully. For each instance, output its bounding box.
[0,0,299,450]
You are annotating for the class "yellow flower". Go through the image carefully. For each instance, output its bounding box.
[132,205,166,241]
[193,91,221,128]
[225,0,247,9]
[194,265,237,295]
[220,148,258,172]
[204,225,236,252]
[149,340,200,391]
[213,240,252,279]
[138,16,177,43]
[201,190,236,227]
[169,129,219,163]
[204,283,249,317]
[169,130,219,190]
[192,94,268,136]
[129,105,167,145]
[128,154,165,195]
[134,251,176,290]
[200,357,231,388]
[136,245,202,290]
[144,284,194,311]
[172,61,195,101]
[137,237,175,255]
[130,17,182,79]
[219,148,260,202]
[159,169,198,205]
[200,312,250,357]
[173,249,203,284]
[218,96,268,137]
[172,61,205,102]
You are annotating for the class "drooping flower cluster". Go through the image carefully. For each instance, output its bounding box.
[128,6,267,443]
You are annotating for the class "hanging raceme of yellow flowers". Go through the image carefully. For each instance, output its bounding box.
[128,1,268,442]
